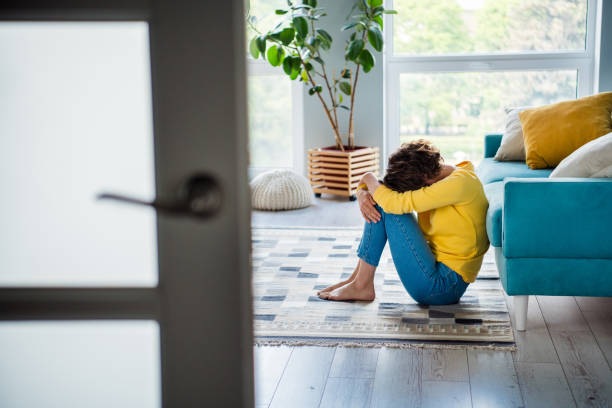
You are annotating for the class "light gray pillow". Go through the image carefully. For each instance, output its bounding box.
[550,132,612,178]
[494,106,532,162]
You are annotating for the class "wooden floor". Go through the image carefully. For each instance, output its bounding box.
[252,197,612,408]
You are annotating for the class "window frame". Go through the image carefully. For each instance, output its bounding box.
[247,58,304,176]
[382,0,600,164]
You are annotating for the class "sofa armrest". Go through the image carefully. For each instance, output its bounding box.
[503,177,612,259]
[484,134,502,158]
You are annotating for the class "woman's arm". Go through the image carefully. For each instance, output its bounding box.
[359,172,381,193]
[362,171,472,214]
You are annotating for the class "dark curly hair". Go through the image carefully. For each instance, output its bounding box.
[382,139,443,193]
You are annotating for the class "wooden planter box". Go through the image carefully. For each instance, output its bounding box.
[308,146,380,200]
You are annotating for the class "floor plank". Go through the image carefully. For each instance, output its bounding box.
[574,297,612,313]
[575,297,612,369]
[548,330,612,408]
[515,362,575,408]
[370,348,422,408]
[254,346,293,408]
[268,346,336,408]
[467,350,523,408]
[503,293,559,364]
[328,347,380,379]
[319,378,373,408]
[422,349,469,382]
[538,296,612,407]
[422,380,471,408]
[581,310,612,369]
[537,296,589,332]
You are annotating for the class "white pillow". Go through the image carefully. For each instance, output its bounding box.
[550,132,612,178]
[592,164,612,177]
[494,106,531,162]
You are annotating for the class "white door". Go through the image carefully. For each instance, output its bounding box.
[0,1,253,407]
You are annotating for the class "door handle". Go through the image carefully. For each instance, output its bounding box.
[97,174,222,219]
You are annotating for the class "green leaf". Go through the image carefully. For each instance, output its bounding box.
[382,10,397,14]
[304,62,313,71]
[275,9,288,14]
[339,81,352,95]
[308,36,321,48]
[339,93,343,103]
[318,36,330,50]
[255,36,267,57]
[249,37,259,59]
[292,57,302,71]
[367,0,382,6]
[282,56,294,75]
[341,68,351,79]
[307,0,317,7]
[347,39,364,60]
[267,45,285,66]
[290,69,299,80]
[279,27,295,45]
[316,29,332,44]
[372,6,384,15]
[268,30,282,41]
[367,26,383,52]
[301,69,309,82]
[338,105,350,110]
[358,49,375,72]
[341,22,359,31]
[313,56,324,65]
[373,15,383,30]
[307,85,322,95]
[293,16,308,37]
[350,32,357,41]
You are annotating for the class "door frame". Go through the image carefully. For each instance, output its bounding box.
[0,1,254,407]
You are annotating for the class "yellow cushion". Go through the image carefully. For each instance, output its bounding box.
[519,92,612,169]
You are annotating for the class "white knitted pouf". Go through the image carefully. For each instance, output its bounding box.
[250,170,313,211]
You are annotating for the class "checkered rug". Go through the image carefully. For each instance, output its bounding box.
[252,227,515,348]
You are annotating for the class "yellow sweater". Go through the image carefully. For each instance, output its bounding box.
[372,161,489,283]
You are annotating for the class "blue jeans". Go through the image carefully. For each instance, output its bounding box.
[357,205,469,305]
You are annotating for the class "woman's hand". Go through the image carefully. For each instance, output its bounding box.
[360,172,381,194]
[357,189,381,223]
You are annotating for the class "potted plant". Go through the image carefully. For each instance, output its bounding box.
[248,0,395,200]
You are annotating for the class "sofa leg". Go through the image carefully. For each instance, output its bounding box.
[514,295,528,331]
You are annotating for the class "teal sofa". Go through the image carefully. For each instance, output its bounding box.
[477,134,612,330]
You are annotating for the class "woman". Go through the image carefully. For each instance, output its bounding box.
[318,140,489,305]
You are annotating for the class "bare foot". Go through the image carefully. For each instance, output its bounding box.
[317,266,359,295]
[317,278,353,295]
[318,280,375,301]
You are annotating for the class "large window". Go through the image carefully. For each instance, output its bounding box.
[246,0,303,174]
[385,0,597,164]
